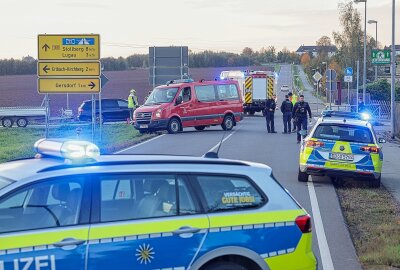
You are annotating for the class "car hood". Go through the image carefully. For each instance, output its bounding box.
[136,103,169,112]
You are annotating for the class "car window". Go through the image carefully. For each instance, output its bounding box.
[118,100,128,108]
[313,124,373,143]
[195,85,217,102]
[196,175,265,212]
[0,177,85,234]
[217,84,239,100]
[102,100,118,109]
[98,174,198,223]
[178,87,192,103]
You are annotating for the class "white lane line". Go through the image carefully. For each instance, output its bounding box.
[115,134,166,154]
[202,128,241,156]
[308,177,335,270]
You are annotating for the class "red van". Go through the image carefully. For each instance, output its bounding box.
[133,79,244,134]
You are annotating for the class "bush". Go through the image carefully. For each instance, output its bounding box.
[366,79,400,101]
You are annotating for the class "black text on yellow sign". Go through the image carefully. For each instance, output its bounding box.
[38,78,101,94]
[38,62,101,77]
[38,34,100,60]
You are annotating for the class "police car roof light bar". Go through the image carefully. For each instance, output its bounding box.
[34,139,100,161]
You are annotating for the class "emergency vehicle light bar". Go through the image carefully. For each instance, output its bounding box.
[34,139,100,160]
[321,110,368,121]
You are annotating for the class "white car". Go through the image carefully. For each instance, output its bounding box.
[280,85,289,92]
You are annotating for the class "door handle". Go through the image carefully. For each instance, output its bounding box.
[53,238,85,248]
[172,226,201,235]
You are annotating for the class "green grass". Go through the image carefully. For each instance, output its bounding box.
[292,65,305,92]
[336,181,400,269]
[274,64,281,74]
[0,123,156,163]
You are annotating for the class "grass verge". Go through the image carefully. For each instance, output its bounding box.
[275,64,281,74]
[292,65,305,92]
[336,181,400,270]
[0,123,157,163]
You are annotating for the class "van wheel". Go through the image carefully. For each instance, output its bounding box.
[167,118,181,134]
[204,262,247,270]
[16,118,28,128]
[221,115,234,131]
[298,168,309,182]
[1,118,14,128]
[195,126,206,131]
[369,176,381,188]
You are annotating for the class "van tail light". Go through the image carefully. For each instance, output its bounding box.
[360,146,379,153]
[78,107,84,114]
[305,140,325,148]
[296,215,312,233]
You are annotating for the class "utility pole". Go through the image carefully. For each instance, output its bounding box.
[391,0,396,138]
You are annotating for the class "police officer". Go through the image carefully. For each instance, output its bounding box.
[280,95,293,134]
[292,95,312,143]
[265,94,277,133]
[288,92,298,133]
[128,89,139,122]
[358,97,365,112]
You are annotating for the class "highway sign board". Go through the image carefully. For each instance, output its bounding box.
[38,34,100,60]
[344,76,353,83]
[345,67,353,76]
[372,50,391,65]
[313,71,322,82]
[38,78,100,93]
[38,62,101,77]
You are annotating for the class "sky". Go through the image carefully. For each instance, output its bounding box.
[0,0,397,59]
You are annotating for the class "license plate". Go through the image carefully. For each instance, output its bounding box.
[139,124,148,129]
[329,153,354,161]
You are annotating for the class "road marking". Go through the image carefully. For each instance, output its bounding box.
[115,134,166,154]
[203,128,240,156]
[308,177,335,270]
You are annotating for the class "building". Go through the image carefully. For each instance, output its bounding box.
[384,45,400,56]
[296,45,337,58]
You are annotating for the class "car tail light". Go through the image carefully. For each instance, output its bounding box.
[305,140,324,148]
[295,215,312,233]
[360,146,379,153]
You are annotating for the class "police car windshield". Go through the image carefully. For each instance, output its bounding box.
[0,177,12,190]
[314,124,373,144]
[144,87,179,105]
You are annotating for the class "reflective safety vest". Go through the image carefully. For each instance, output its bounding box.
[128,94,138,108]
[292,94,298,106]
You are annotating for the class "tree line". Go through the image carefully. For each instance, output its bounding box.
[0,48,299,76]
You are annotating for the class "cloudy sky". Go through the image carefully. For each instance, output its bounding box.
[0,0,397,59]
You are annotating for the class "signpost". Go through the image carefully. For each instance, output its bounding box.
[372,49,391,65]
[313,71,323,112]
[344,67,353,105]
[327,69,337,109]
[37,34,101,139]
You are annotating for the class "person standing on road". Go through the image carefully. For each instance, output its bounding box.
[280,95,293,134]
[292,95,312,143]
[265,94,277,133]
[128,89,139,122]
[358,97,365,112]
[289,92,298,133]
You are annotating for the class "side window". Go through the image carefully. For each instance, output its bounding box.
[216,84,239,100]
[102,100,118,109]
[178,87,192,103]
[195,85,217,102]
[98,175,199,223]
[196,175,265,212]
[0,177,85,234]
[118,100,128,108]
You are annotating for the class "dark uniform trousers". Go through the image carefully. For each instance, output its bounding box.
[266,112,275,133]
[296,117,308,142]
[283,112,292,133]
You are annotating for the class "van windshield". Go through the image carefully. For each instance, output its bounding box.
[145,87,179,105]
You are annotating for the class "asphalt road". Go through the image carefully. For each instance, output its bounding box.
[118,65,361,270]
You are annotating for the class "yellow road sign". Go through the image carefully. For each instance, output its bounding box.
[38,34,100,60]
[38,62,101,77]
[38,78,101,93]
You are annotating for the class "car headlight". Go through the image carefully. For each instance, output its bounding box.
[155,109,163,118]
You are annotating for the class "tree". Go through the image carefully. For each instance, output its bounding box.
[300,53,311,66]
[241,47,254,57]
[316,36,332,47]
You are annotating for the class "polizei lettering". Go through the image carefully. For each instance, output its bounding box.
[0,255,56,270]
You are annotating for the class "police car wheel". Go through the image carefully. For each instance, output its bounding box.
[222,115,234,131]
[205,261,247,270]
[16,118,28,128]
[1,117,13,128]
[298,168,309,182]
[168,118,181,134]
[369,176,381,188]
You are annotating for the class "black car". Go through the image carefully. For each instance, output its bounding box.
[78,98,130,122]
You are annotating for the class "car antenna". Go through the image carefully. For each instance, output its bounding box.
[204,132,227,159]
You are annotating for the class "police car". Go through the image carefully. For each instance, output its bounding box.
[0,139,316,270]
[299,111,385,187]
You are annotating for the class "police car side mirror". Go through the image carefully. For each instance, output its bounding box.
[378,138,386,144]
[175,96,183,105]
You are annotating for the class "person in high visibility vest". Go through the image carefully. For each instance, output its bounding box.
[289,92,298,132]
[128,89,139,122]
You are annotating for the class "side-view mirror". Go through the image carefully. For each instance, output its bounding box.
[175,96,183,105]
[378,138,386,144]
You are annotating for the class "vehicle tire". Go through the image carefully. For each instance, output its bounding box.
[249,111,255,116]
[1,118,14,128]
[221,115,234,131]
[369,176,381,188]
[138,129,146,134]
[204,262,247,270]
[16,118,28,128]
[298,168,309,182]
[167,118,181,134]
[195,126,206,131]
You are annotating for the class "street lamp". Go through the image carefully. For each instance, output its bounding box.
[368,19,378,81]
[322,61,328,101]
[354,0,367,104]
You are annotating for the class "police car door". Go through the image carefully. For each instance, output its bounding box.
[0,175,91,270]
[87,173,209,270]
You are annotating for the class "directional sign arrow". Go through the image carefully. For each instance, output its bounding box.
[42,65,50,74]
[42,44,50,52]
[89,81,96,89]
